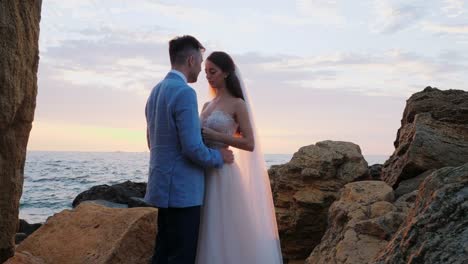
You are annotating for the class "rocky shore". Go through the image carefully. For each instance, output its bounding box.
[3,87,467,264]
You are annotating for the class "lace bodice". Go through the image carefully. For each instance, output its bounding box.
[201,110,238,149]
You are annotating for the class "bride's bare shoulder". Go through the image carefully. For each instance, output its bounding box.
[232,98,246,108]
[231,98,248,116]
[202,101,212,112]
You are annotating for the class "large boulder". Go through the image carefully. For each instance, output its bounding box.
[399,86,468,126]
[306,181,406,264]
[374,163,468,264]
[72,181,148,208]
[269,140,369,261]
[382,87,468,188]
[7,203,158,264]
[0,1,42,262]
[5,252,45,264]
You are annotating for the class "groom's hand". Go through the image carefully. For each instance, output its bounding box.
[220,148,234,164]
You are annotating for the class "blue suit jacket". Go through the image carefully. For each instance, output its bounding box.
[144,72,223,208]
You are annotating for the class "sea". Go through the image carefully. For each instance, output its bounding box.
[20,151,388,223]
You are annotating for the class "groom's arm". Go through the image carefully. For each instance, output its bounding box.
[174,88,224,168]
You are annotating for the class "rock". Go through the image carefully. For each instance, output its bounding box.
[399,86,468,126]
[18,219,42,236]
[393,190,418,215]
[13,220,42,245]
[382,87,468,188]
[128,196,153,207]
[306,181,406,264]
[14,233,27,245]
[368,164,383,181]
[374,163,468,264]
[394,170,434,199]
[72,181,148,208]
[0,1,42,262]
[269,141,369,261]
[369,201,396,218]
[5,251,45,264]
[340,181,394,204]
[113,181,147,197]
[9,203,158,264]
[81,200,129,208]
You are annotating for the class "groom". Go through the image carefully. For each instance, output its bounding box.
[145,35,234,264]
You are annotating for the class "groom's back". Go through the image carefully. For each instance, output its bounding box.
[144,73,207,208]
[146,78,181,146]
[146,73,192,153]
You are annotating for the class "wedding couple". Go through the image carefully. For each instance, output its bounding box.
[144,35,283,264]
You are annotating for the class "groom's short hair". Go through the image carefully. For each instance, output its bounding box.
[169,35,205,66]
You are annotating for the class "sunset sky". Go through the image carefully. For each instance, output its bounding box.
[29,0,468,155]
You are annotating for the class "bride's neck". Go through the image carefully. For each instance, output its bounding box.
[213,85,231,99]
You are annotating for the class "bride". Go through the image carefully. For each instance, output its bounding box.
[196,51,283,264]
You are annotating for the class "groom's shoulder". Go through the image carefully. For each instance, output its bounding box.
[163,74,191,88]
[174,84,196,99]
[153,77,189,93]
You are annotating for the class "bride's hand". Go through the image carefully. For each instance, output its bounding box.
[202,127,220,142]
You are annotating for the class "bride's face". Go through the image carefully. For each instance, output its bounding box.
[205,60,226,89]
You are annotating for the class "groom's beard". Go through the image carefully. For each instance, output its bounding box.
[187,61,202,83]
[187,71,199,83]
[187,74,198,83]
[188,77,197,83]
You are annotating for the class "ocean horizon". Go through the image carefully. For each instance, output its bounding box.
[21,151,389,223]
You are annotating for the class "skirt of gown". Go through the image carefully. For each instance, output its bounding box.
[195,162,283,264]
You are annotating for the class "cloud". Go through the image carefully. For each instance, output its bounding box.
[78,26,170,44]
[373,0,427,34]
[39,25,174,97]
[37,62,149,129]
[256,0,346,27]
[372,0,467,35]
[442,0,466,17]
[39,1,220,51]
[40,19,468,101]
[421,22,468,34]
[293,0,346,25]
[32,0,468,154]
[231,49,468,97]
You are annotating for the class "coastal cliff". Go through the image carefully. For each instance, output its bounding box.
[0,1,42,262]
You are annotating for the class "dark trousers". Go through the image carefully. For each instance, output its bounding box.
[150,206,201,264]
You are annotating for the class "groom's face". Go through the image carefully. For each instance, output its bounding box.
[187,50,203,83]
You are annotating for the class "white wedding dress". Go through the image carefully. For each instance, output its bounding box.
[196,110,283,264]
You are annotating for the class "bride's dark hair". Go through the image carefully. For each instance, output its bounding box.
[207,51,244,100]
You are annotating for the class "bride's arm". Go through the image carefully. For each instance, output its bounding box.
[202,100,255,152]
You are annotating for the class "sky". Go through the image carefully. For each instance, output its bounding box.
[29,0,468,155]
